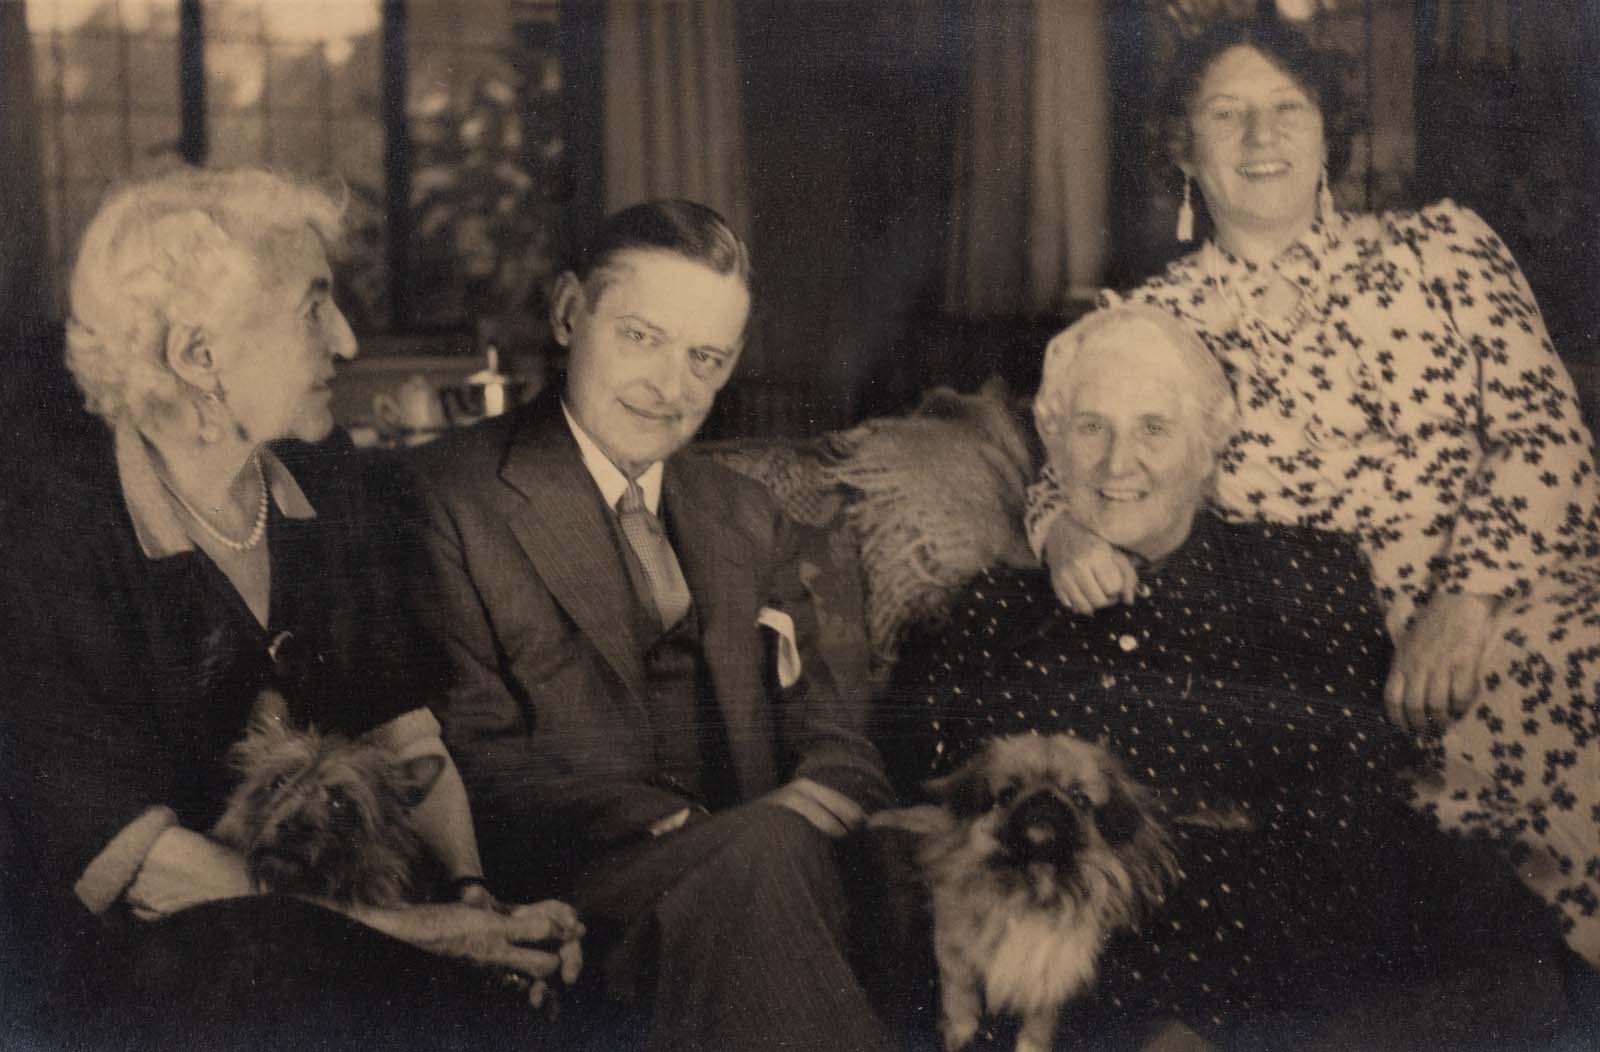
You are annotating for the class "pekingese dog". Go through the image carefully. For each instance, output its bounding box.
[918,733,1177,1052]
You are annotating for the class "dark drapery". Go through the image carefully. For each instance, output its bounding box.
[943,0,1110,317]
[0,0,53,345]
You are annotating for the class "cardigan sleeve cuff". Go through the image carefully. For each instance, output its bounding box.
[1024,468,1070,559]
[360,707,442,753]
[74,805,178,915]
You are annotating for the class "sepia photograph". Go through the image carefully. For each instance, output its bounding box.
[1,1,1597,1049]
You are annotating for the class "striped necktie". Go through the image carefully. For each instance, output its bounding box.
[615,479,692,629]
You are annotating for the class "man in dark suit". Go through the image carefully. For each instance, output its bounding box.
[411,201,896,1052]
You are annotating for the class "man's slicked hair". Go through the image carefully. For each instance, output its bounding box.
[572,199,752,304]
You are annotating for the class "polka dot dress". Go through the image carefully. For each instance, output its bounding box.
[881,515,1554,1038]
[1028,200,1600,964]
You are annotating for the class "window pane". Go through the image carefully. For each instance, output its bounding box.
[406,4,565,334]
[331,117,384,187]
[38,111,60,183]
[207,40,267,111]
[64,179,119,263]
[30,3,184,319]
[267,114,330,174]
[62,111,129,179]
[203,0,265,42]
[33,34,61,106]
[128,34,181,114]
[336,186,391,330]
[264,0,378,45]
[42,179,63,278]
[120,0,182,36]
[130,112,185,176]
[330,33,381,115]
[408,50,456,118]
[209,113,265,167]
[406,0,463,52]
[459,0,512,47]
[58,34,123,106]
[268,40,327,113]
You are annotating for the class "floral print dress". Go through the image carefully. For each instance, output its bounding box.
[1027,200,1600,963]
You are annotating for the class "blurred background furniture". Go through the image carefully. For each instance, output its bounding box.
[6,0,1595,443]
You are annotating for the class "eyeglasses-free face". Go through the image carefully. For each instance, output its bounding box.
[1183,45,1326,244]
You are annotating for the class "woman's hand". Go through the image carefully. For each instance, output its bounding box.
[1042,514,1138,615]
[350,899,584,1007]
[1384,592,1498,732]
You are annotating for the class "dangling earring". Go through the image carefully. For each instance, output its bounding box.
[1176,175,1195,242]
[1319,165,1335,224]
[196,390,224,444]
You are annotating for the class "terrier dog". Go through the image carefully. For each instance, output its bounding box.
[918,734,1177,1052]
[212,696,447,906]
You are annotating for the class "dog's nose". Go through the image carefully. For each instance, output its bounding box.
[275,810,319,847]
[1001,791,1083,863]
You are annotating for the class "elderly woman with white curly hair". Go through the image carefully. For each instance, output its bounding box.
[0,168,577,1052]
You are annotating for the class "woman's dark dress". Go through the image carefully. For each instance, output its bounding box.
[879,514,1562,1043]
[0,410,546,1052]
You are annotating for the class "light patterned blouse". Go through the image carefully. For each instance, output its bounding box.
[1026,200,1600,962]
[1028,199,1600,634]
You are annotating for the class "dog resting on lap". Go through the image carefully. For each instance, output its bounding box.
[910,734,1178,1052]
[211,694,450,907]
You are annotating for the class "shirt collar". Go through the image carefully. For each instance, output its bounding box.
[114,420,317,560]
[561,401,663,515]
[1210,212,1347,279]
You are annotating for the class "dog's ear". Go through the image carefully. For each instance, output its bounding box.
[1095,779,1151,847]
[247,689,293,738]
[392,754,447,809]
[924,758,992,820]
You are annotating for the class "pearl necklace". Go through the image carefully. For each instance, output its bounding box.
[1203,240,1316,343]
[159,452,270,553]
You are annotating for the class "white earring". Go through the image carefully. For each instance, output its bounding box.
[1319,166,1335,223]
[196,391,224,444]
[1176,175,1195,242]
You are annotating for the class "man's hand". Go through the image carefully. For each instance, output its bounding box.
[1042,514,1138,615]
[762,777,864,837]
[1384,592,1498,732]
[351,899,584,1007]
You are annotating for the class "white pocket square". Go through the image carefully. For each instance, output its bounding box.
[757,607,802,688]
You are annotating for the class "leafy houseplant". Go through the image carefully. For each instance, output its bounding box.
[407,47,564,353]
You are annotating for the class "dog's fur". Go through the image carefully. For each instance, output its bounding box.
[919,734,1178,1052]
[212,697,447,907]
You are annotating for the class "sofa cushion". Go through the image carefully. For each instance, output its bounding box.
[825,385,1037,662]
[709,383,1037,669]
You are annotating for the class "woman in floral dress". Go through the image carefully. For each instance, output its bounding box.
[1029,17,1600,967]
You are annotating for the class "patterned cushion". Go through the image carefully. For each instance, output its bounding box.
[705,385,1037,669]
[825,387,1037,662]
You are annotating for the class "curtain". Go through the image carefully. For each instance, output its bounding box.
[945,0,1109,316]
[1,0,53,342]
[601,0,749,241]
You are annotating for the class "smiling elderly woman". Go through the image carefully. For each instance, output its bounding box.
[0,169,576,1051]
[1029,16,1600,971]
[879,304,1562,1046]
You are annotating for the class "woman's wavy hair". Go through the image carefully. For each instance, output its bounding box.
[1154,16,1362,191]
[65,167,345,427]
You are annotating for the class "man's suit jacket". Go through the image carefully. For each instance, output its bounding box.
[410,391,889,891]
